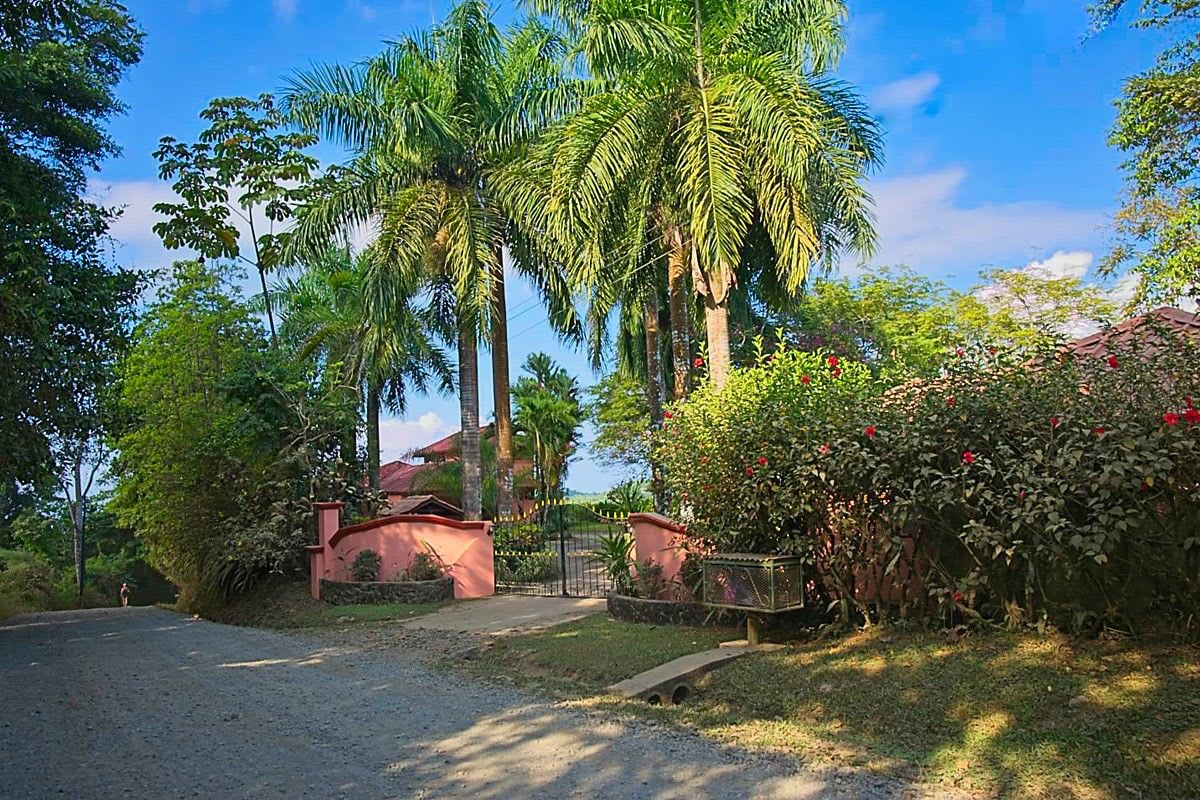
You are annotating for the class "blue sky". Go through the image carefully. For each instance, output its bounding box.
[94,0,1167,492]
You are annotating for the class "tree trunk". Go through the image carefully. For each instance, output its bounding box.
[703,291,733,388]
[643,297,668,514]
[666,226,691,400]
[458,324,483,521]
[490,255,515,520]
[258,267,277,342]
[366,381,381,489]
[71,460,85,608]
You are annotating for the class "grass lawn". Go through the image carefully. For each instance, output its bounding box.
[468,615,1200,799]
[465,613,740,694]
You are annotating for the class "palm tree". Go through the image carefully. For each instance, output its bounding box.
[525,0,882,386]
[512,353,583,505]
[275,247,454,487]
[282,1,580,519]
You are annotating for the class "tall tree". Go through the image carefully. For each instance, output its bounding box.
[1091,1,1200,306]
[275,247,454,487]
[153,94,318,340]
[528,0,881,387]
[512,353,583,504]
[0,0,142,485]
[282,1,579,519]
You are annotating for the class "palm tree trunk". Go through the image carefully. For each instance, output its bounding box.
[458,323,483,520]
[666,226,691,400]
[703,291,732,388]
[490,255,515,520]
[643,297,668,514]
[366,381,381,489]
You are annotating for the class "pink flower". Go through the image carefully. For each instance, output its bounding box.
[818,443,831,455]
[962,450,976,464]
[864,425,877,440]
[955,347,965,358]
[693,357,704,368]
[757,456,768,466]
[744,466,755,476]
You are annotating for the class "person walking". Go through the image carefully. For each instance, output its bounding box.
[119,582,130,608]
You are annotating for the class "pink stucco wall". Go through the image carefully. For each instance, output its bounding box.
[629,512,688,597]
[309,502,494,600]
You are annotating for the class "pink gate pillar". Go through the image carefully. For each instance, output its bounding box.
[629,512,688,596]
[306,501,344,599]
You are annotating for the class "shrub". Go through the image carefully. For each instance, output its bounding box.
[350,549,382,582]
[633,558,666,599]
[405,545,447,581]
[590,531,635,595]
[0,552,58,619]
[655,331,1200,633]
[494,551,560,584]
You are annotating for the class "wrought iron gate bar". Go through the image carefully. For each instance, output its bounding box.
[492,501,626,598]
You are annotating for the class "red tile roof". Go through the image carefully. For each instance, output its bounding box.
[377,461,434,494]
[1062,307,1200,358]
[413,424,493,459]
[385,494,465,519]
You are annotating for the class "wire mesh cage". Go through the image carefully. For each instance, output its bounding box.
[702,553,805,613]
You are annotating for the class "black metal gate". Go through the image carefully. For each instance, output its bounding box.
[493,502,626,597]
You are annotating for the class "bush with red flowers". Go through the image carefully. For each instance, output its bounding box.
[653,327,1200,634]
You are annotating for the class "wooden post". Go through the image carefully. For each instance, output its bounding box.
[746,614,762,647]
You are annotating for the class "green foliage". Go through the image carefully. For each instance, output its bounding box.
[603,480,652,514]
[513,353,583,503]
[632,557,666,599]
[110,261,380,606]
[153,94,318,336]
[590,531,636,596]
[586,373,652,473]
[350,549,382,582]
[0,549,58,619]
[405,546,448,581]
[0,0,143,485]
[494,550,560,584]
[656,332,1200,632]
[1091,0,1200,305]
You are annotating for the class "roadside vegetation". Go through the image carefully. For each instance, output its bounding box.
[196,579,446,629]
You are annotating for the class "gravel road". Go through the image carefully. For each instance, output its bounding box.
[0,607,943,799]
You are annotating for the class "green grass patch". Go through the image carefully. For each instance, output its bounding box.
[572,627,1200,799]
[274,600,444,629]
[465,613,738,695]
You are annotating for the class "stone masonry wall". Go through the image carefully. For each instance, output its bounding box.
[320,577,454,606]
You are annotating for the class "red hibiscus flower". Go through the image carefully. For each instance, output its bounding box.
[693,357,704,368]
[946,396,956,408]
[1186,396,1194,409]
[801,374,811,385]
[864,425,877,440]
[757,456,768,466]
[827,355,839,367]
[1164,412,1180,426]
[962,450,976,464]
[1106,355,1120,369]
[744,466,755,476]
[818,443,831,455]
[987,347,998,355]
[832,367,842,378]
[1185,408,1200,428]
[1093,427,1106,436]
[1018,490,1027,501]
[955,347,965,358]
[1140,481,1152,493]
[1050,416,1061,429]
[953,591,964,603]
[663,411,672,419]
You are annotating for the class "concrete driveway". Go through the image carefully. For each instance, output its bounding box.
[402,595,606,634]
[0,607,925,799]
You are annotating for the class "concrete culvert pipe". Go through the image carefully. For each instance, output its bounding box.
[645,693,663,705]
[671,683,693,705]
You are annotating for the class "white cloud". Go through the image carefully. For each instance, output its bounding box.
[862,166,1104,276]
[378,412,453,463]
[870,72,940,115]
[272,0,297,20]
[1020,250,1094,281]
[88,179,180,268]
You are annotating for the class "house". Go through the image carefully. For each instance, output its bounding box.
[377,424,538,519]
[1060,306,1200,359]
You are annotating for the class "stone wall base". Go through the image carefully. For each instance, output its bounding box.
[320,577,454,605]
[606,591,741,627]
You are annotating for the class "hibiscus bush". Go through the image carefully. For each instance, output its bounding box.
[655,331,1200,634]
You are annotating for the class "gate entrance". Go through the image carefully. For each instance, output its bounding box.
[493,502,626,598]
